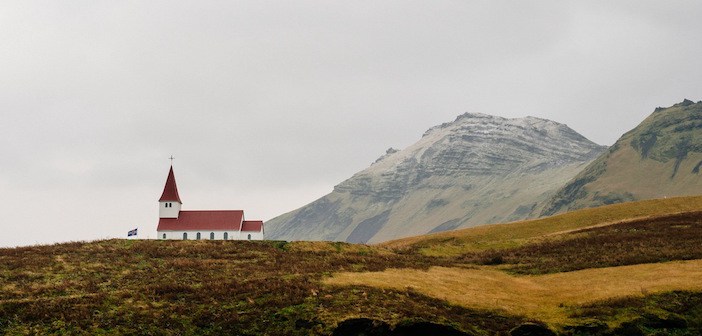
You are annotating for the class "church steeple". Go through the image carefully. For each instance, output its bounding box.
[159,166,182,203]
[159,165,182,218]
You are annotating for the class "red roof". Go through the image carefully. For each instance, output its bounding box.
[157,210,244,231]
[159,166,182,203]
[242,220,264,232]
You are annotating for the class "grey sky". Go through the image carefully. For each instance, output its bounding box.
[1,1,701,247]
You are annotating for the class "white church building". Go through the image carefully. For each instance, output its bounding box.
[156,165,264,240]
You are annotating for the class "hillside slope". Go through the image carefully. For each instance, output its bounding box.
[3,198,702,335]
[383,195,702,256]
[329,196,702,331]
[541,99,702,216]
[267,113,605,243]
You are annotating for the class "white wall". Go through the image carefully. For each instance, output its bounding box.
[240,230,264,240]
[159,201,181,218]
[158,230,264,241]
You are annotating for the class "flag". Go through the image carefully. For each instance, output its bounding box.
[127,228,138,237]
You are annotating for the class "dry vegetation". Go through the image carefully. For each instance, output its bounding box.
[0,239,523,335]
[325,261,702,327]
[3,197,702,334]
[382,195,702,256]
[346,196,702,333]
[462,211,702,274]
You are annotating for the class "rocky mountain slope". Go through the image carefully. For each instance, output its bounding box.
[541,99,702,216]
[267,113,606,243]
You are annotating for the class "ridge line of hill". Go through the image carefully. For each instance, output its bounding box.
[541,99,702,215]
[543,209,702,237]
[380,195,702,255]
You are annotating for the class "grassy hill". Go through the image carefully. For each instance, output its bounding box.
[0,240,520,335]
[2,196,702,335]
[541,99,702,216]
[382,195,702,256]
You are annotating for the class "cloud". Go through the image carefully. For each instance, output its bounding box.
[0,1,701,247]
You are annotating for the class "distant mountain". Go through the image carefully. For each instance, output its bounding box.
[267,113,606,243]
[541,99,702,216]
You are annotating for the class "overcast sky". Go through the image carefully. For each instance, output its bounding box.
[1,1,701,247]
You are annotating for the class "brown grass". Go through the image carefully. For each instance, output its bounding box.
[0,239,524,335]
[324,260,702,327]
[4,197,702,334]
[381,196,702,256]
[462,211,702,274]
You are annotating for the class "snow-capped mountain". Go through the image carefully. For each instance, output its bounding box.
[266,112,606,243]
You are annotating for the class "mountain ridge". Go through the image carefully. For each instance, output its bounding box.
[267,112,606,243]
[541,99,702,216]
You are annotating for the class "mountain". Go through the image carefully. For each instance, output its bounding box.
[541,99,702,216]
[267,113,606,243]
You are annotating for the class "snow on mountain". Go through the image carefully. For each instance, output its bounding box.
[266,112,606,243]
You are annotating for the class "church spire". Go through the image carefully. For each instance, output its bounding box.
[159,166,182,203]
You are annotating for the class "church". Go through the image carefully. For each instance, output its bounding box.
[156,165,264,240]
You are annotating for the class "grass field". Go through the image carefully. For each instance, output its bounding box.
[461,211,702,274]
[382,195,702,257]
[0,239,522,335]
[332,196,702,333]
[325,260,702,327]
[2,197,702,334]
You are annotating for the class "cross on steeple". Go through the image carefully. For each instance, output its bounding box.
[169,155,175,165]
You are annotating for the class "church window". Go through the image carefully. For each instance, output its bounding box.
[196,232,201,240]
[248,234,252,240]
[223,232,228,240]
[162,233,166,239]
[210,232,215,240]
[183,232,187,240]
